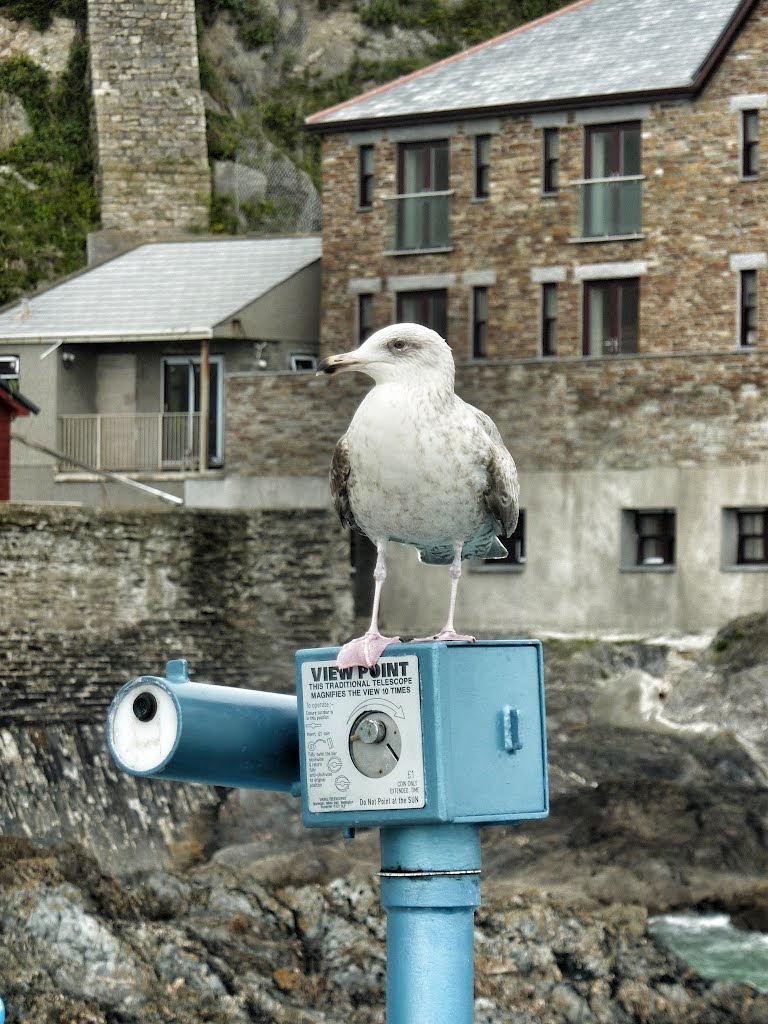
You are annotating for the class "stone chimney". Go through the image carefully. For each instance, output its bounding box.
[87,0,211,260]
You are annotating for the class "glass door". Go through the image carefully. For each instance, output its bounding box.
[162,357,223,468]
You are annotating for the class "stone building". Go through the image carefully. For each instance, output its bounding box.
[274,0,768,637]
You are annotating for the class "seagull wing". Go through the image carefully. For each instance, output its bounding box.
[330,434,364,533]
[473,408,520,538]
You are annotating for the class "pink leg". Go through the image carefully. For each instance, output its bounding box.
[413,541,476,644]
[337,541,401,668]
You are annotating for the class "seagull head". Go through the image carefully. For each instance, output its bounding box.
[317,323,455,388]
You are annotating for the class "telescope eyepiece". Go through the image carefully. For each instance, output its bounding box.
[132,691,158,723]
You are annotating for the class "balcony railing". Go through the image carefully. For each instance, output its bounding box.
[386,191,452,252]
[574,175,643,239]
[57,413,203,473]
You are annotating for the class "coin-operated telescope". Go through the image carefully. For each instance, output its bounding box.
[107,641,548,1024]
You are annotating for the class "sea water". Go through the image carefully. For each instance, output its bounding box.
[648,913,768,993]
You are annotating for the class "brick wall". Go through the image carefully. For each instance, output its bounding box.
[226,350,768,477]
[0,504,350,866]
[87,0,210,233]
[316,0,768,363]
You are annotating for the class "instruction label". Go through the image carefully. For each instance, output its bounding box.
[300,655,425,814]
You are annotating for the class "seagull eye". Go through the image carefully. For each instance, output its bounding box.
[390,339,407,352]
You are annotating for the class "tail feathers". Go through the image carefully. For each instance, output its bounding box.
[417,533,508,565]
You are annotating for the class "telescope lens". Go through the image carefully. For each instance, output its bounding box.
[132,691,158,723]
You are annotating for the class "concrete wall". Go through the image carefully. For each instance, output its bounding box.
[387,464,768,639]
[223,351,768,636]
[0,503,351,866]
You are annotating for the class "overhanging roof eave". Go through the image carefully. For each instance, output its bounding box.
[0,327,216,345]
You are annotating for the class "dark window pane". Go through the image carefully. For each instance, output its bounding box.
[742,110,759,177]
[740,269,758,347]
[635,510,675,565]
[358,294,375,344]
[475,134,490,198]
[543,127,559,193]
[397,290,448,339]
[542,282,557,356]
[484,510,525,566]
[472,286,488,358]
[358,145,374,208]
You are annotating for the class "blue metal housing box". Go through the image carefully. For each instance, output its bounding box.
[295,640,548,829]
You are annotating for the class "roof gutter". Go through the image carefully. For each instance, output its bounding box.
[304,85,699,136]
[0,328,214,345]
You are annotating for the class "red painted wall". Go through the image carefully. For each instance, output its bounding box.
[0,406,10,501]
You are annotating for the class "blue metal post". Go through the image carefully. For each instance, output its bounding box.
[379,824,481,1024]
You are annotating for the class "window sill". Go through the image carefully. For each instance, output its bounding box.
[383,247,454,257]
[470,561,526,573]
[55,469,224,482]
[569,234,645,244]
[619,564,675,573]
[721,563,768,572]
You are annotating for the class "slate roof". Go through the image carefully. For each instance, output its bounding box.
[306,0,752,130]
[0,237,322,343]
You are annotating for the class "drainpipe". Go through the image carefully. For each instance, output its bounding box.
[199,338,210,473]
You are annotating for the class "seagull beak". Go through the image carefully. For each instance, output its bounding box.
[316,351,362,376]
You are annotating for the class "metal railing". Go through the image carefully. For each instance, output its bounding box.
[57,413,202,473]
[573,175,643,238]
[386,191,452,252]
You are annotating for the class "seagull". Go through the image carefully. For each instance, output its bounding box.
[317,323,519,669]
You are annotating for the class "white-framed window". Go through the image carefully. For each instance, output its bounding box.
[289,354,317,372]
[0,354,20,390]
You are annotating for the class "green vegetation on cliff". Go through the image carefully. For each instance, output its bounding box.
[0,43,98,306]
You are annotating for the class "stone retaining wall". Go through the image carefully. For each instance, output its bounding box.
[225,349,768,477]
[0,504,350,866]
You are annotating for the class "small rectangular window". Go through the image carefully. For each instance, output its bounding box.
[0,354,20,390]
[358,144,374,209]
[358,293,375,344]
[740,268,757,347]
[621,508,675,569]
[583,278,639,356]
[541,283,557,357]
[742,109,759,178]
[396,290,448,340]
[737,510,768,564]
[542,127,560,194]
[481,510,526,568]
[474,134,491,199]
[471,286,488,358]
